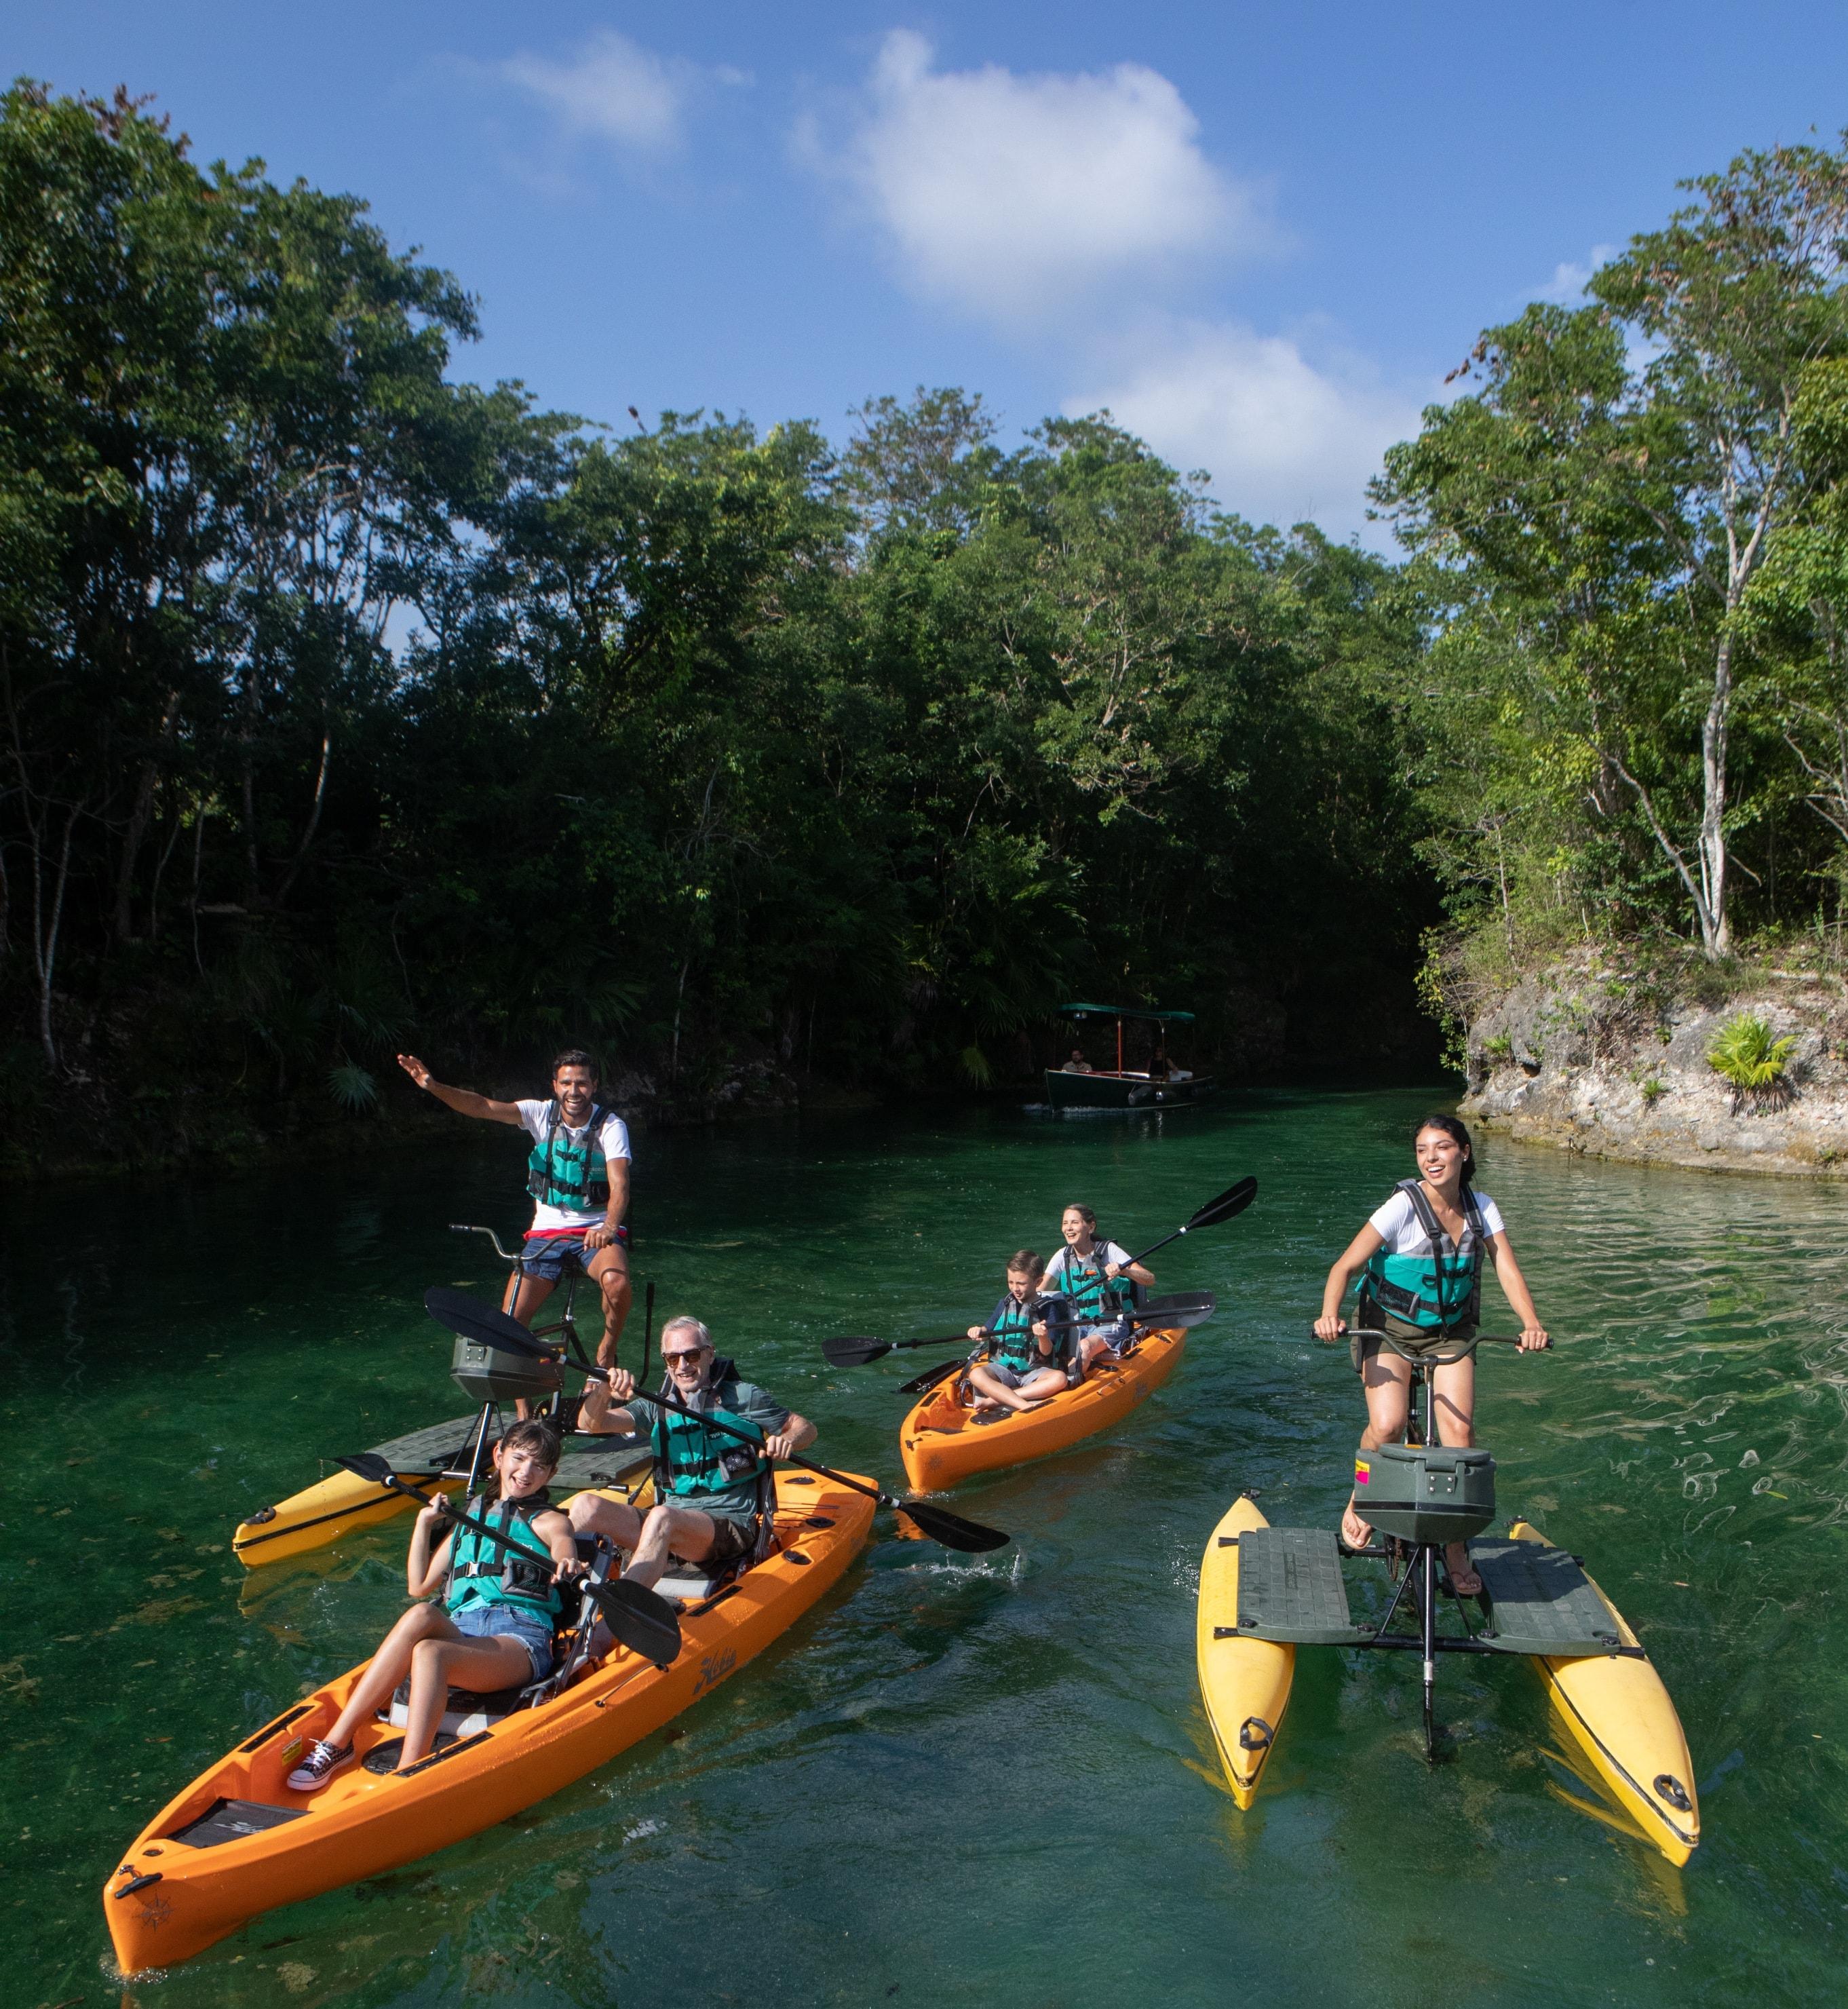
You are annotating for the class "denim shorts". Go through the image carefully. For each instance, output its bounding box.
[449,1599,555,1682]
[519,1226,630,1283]
[982,1360,1060,1390]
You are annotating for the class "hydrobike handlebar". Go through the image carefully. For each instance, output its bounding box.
[1307,1324,1547,1362]
[450,1223,523,1264]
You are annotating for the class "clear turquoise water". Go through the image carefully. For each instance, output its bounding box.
[5,1090,1847,2008]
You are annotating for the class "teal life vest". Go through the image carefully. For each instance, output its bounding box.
[445,1495,566,1628]
[650,1364,772,1504]
[526,1101,613,1211]
[988,1294,1047,1373]
[1361,1181,1488,1331]
[1050,1243,1132,1326]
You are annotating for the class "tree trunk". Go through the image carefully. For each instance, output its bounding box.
[113,691,181,942]
[1697,635,1732,956]
[273,721,332,906]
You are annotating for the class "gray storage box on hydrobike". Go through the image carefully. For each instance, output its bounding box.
[450,1335,562,1406]
[1359,1442,1496,1546]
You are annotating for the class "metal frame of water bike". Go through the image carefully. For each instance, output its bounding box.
[446,1222,651,1495]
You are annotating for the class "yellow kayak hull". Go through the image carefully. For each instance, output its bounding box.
[1195,1495,1294,1809]
[1509,1520,1699,1865]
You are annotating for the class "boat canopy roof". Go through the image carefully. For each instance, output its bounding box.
[1058,1002,1195,1025]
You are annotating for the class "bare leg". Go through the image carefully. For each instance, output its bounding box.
[622,1503,718,1592]
[399,1631,536,1767]
[569,1493,646,1552]
[1431,1354,1482,1592]
[1342,1350,1412,1547]
[586,1245,632,1367]
[967,1364,1031,1414]
[322,1603,450,1750]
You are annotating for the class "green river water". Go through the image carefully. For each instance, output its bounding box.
[5,1088,1847,2008]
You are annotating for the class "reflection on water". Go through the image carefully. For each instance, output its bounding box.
[5,1088,1847,2006]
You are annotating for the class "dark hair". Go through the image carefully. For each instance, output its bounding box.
[1062,1203,1098,1227]
[552,1049,600,1082]
[1414,1113,1476,1189]
[1007,1249,1042,1276]
[490,1419,562,1500]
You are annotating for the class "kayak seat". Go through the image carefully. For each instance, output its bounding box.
[384,1675,533,1740]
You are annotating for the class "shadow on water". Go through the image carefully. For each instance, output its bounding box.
[5,1088,1848,2005]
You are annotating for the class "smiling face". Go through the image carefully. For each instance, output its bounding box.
[1416,1125,1467,1191]
[1060,1208,1094,1251]
[553,1063,596,1124]
[492,1436,557,1501]
[661,1321,713,1392]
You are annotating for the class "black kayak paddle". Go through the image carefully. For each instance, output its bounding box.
[331,1452,684,1667]
[830,1290,1218,1373]
[1121,1176,1258,1269]
[425,1292,1012,1556]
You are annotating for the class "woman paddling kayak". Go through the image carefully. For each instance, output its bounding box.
[1040,1205,1156,1380]
[1311,1115,1547,1594]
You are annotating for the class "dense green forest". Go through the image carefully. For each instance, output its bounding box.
[5,83,1848,1170]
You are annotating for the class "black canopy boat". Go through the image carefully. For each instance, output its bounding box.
[1042,1003,1214,1111]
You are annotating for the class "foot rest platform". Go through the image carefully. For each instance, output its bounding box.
[1471,1539,1623,1658]
[1235,1528,1370,1644]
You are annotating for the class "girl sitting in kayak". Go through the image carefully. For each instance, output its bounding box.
[1039,1206,1156,1381]
[286,1420,580,1791]
[964,1250,1071,1417]
[1312,1114,1548,1594]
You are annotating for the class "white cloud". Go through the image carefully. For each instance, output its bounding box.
[810,29,1260,326]
[1069,320,1425,539]
[500,28,692,153]
[1535,244,1619,305]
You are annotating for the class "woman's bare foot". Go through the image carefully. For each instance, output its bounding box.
[1340,1496,1373,1548]
[1446,1542,1482,1595]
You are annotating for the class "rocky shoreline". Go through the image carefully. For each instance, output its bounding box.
[1460,957,1848,1179]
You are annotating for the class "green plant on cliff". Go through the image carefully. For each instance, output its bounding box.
[1706,1014,1798,1109]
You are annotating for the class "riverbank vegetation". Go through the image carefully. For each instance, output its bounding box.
[7,83,1848,1173]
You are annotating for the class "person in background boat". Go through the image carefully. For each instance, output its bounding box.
[1062,1048,1094,1073]
[1040,1205,1156,1380]
[573,1316,815,1590]
[396,1048,633,1371]
[286,1420,581,1790]
[965,1250,1071,1416]
[1313,1114,1548,1594]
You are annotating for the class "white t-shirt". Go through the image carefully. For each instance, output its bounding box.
[1043,1241,1133,1288]
[516,1100,632,1233]
[1368,1187,1505,1255]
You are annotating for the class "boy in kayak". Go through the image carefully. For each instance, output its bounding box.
[396,1048,633,1369]
[286,1419,581,1790]
[1039,1206,1156,1381]
[964,1249,1071,1416]
[571,1317,814,1590]
[1312,1114,1548,1594]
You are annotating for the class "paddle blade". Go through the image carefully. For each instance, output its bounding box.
[823,1335,893,1369]
[893,1499,1011,1554]
[1187,1176,1257,1232]
[425,1286,550,1358]
[1135,1290,1218,1331]
[334,1451,396,1487]
[588,1577,683,1666]
[897,1358,967,1397]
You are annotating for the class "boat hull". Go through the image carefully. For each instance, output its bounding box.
[232,1417,653,1569]
[900,1331,1184,1492]
[1509,1520,1699,1864]
[108,1472,874,1972]
[1042,1070,1214,1111]
[1196,1496,1294,1808]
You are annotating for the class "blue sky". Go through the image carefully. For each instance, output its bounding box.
[9,3,1848,539]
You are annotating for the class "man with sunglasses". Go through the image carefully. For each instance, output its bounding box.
[570,1316,814,1591]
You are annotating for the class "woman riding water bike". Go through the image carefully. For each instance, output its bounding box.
[1312,1115,1547,1595]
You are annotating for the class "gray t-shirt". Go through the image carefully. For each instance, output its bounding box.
[626,1378,790,1527]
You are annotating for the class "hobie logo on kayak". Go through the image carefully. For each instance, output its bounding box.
[691,1647,737,1699]
[1354,1460,1370,1487]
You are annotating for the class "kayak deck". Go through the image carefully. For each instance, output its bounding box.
[231,1415,653,1569]
[900,1330,1185,1493]
[111,1471,876,1973]
[1195,1499,1699,1862]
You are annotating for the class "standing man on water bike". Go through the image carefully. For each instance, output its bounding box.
[396,1048,633,1369]
[1313,1113,1547,1594]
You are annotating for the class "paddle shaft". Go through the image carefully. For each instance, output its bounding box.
[591,1369,904,1513]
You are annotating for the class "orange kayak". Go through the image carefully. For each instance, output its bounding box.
[900,1331,1185,1492]
[104,1472,874,1974]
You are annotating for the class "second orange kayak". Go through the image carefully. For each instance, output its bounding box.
[900,1331,1185,1492]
